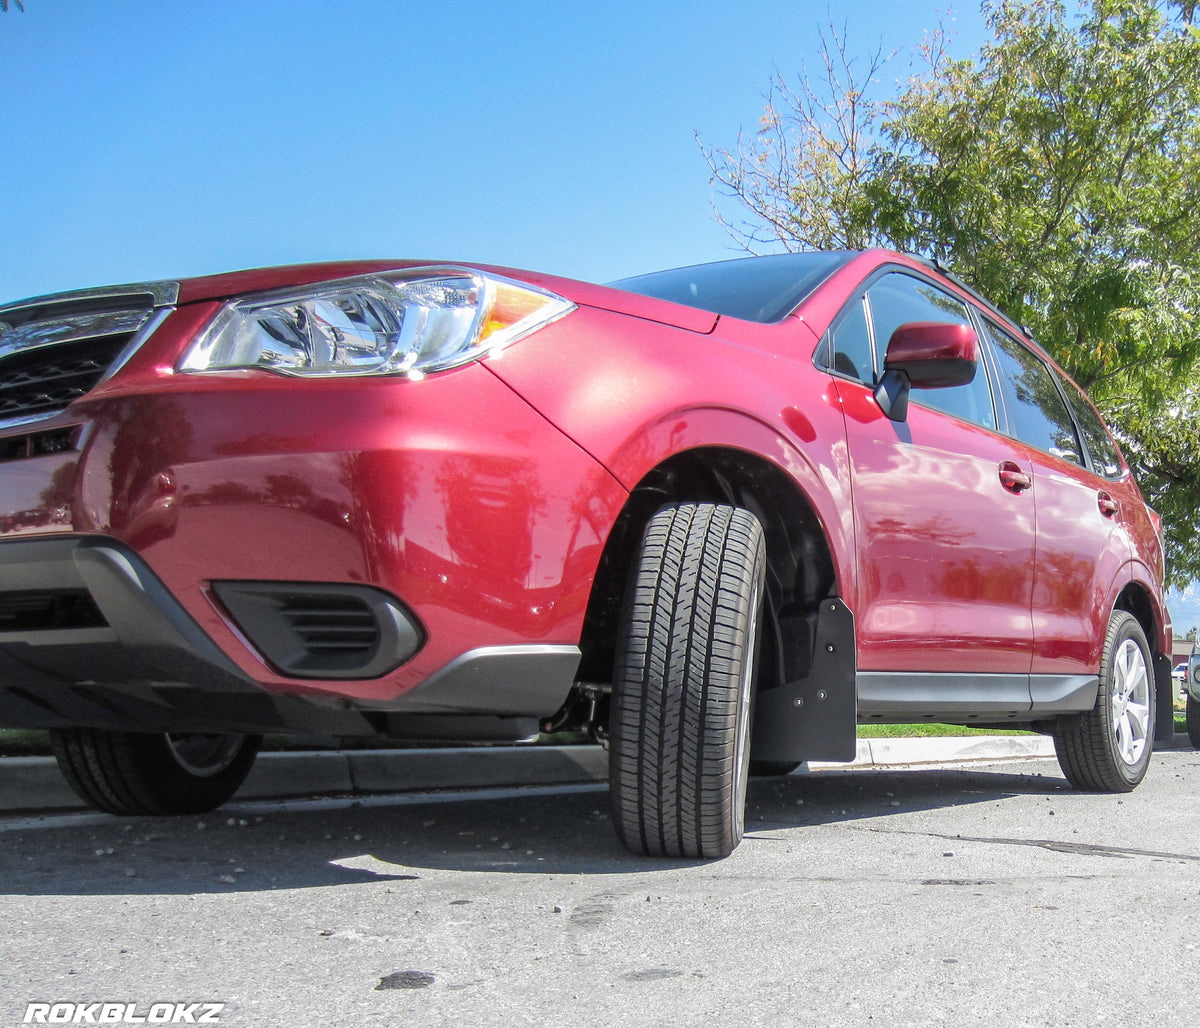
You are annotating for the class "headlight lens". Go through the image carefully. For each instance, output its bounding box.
[179,267,573,378]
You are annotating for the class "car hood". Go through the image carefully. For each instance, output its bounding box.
[176,261,720,335]
[3,260,721,338]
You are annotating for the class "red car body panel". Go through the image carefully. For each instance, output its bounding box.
[85,367,621,705]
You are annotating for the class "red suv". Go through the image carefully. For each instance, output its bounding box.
[0,250,1170,857]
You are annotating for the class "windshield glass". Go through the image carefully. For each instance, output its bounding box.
[611,252,855,323]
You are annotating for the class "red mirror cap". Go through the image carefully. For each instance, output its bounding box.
[883,321,978,389]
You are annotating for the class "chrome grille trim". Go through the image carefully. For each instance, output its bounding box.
[0,280,179,322]
[0,309,154,362]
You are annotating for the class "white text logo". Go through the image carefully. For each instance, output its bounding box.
[23,1003,224,1024]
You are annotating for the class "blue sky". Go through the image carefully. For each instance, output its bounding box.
[5,0,1197,626]
[0,0,987,302]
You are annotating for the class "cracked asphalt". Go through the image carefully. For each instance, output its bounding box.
[2,751,1199,1027]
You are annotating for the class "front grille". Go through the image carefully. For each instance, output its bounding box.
[0,336,130,423]
[0,282,177,429]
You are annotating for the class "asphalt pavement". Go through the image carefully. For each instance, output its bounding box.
[1,732,1192,815]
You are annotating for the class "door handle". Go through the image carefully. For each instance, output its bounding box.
[1098,492,1118,518]
[999,461,1032,493]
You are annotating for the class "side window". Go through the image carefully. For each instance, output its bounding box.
[828,297,873,382]
[985,322,1083,464]
[1062,382,1125,478]
[866,273,996,430]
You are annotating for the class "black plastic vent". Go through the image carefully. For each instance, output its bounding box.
[212,581,423,679]
[279,594,379,656]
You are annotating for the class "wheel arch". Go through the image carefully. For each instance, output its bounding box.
[577,443,843,707]
[1112,577,1174,743]
[1113,580,1161,652]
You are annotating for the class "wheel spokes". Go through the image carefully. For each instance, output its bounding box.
[1110,639,1150,765]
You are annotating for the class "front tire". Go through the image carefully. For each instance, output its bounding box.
[609,503,766,859]
[50,729,261,815]
[1054,611,1154,792]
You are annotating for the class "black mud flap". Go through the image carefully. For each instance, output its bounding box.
[1153,651,1175,744]
[751,597,857,763]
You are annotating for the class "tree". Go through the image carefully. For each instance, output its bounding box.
[0,1,25,12]
[704,0,1200,585]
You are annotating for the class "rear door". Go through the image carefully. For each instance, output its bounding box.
[981,321,1132,685]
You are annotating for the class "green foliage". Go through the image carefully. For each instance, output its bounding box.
[705,1,1200,584]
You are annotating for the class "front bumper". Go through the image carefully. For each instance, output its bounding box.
[0,534,583,735]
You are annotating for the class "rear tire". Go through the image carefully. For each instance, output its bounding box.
[1054,611,1154,792]
[609,503,766,859]
[50,729,261,815]
[1187,693,1200,750]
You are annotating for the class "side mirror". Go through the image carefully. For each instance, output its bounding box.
[874,321,978,422]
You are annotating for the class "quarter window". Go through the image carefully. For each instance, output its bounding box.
[828,297,873,382]
[1061,381,1125,478]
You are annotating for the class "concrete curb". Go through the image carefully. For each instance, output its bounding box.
[807,733,1057,769]
[0,745,614,814]
[0,735,1192,814]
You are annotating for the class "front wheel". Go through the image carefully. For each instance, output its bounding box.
[51,729,261,815]
[1054,610,1154,792]
[609,503,766,859]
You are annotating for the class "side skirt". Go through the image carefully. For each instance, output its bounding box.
[857,671,1099,724]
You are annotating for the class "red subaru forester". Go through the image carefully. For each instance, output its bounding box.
[0,250,1170,857]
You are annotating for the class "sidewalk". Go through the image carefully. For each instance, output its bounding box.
[5,732,1189,815]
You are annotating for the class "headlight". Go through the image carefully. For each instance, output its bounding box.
[179,267,573,379]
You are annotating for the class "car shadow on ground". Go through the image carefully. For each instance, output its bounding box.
[0,762,1074,897]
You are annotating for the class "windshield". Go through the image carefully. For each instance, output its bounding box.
[611,252,855,323]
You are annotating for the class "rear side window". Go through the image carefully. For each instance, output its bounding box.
[985,323,1083,465]
[1061,382,1125,478]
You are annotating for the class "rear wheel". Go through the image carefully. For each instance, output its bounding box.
[1187,693,1200,750]
[1054,610,1154,792]
[50,729,261,815]
[609,503,766,859]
